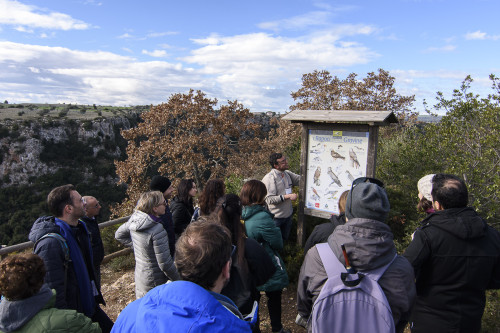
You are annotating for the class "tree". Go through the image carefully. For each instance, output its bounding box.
[114,90,266,214]
[290,69,416,123]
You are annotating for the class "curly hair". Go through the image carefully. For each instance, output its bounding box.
[198,179,225,216]
[0,254,46,300]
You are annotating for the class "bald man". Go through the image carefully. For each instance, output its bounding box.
[80,196,104,290]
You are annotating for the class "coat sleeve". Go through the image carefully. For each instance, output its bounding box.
[61,310,103,333]
[245,238,276,286]
[34,238,69,309]
[262,173,284,205]
[486,226,500,289]
[403,228,432,280]
[152,227,180,281]
[259,216,283,251]
[297,246,327,320]
[287,170,301,187]
[115,222,132,248]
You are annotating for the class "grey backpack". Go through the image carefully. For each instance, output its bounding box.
[310,243,396,333]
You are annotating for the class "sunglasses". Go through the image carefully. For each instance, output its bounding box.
[349,177,385,210]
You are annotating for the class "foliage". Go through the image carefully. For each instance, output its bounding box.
[290,68,416,121]
[108,253,136,272]
[115,90,274,215]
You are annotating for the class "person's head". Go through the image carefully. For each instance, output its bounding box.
[240,179,267,206]
[345,177,390,223]
[175,220,232,291]
[177,179,197,204]
[150,175,174,200]
[213,194,245,266]
[47,184,85,221]
[83,196,101,218]
[198,179,226,215]
[0,254,45,301]
[431,174,468,210]
[338,190,349,214]
[415,174,434,213]
[135,191,166,217]
[269,152,288,171]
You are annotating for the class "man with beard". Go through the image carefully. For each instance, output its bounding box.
[29,184,113,333]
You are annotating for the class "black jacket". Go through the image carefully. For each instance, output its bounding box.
[170,196,194,239]
[80,217,104,267]
[303,213,346,254]
[221,238,276,315]
[158,203,176,257]
[404,207,500,333]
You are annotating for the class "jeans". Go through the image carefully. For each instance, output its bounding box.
[273,215,292,241]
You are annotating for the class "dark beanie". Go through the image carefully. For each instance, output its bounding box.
[150,175,172,193]
[345,182,390,222]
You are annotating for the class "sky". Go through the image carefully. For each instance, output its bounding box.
[0,0,499,114]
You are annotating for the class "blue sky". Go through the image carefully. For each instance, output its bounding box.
[0,0,498,113]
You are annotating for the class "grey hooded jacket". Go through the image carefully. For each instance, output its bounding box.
[115,210,180,298]
[297,218,416,333]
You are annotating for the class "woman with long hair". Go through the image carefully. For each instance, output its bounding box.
[115,191,179,298]
[213,194,275,332]
[197,179,226,218]
[171,179,197,239]
[240,180,290,333]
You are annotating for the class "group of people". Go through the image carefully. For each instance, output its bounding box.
[0,151,499,333]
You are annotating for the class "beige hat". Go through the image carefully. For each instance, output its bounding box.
[417,174,435,201]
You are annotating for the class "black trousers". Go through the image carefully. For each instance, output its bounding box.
[92,305,114,333]
[265,290,283,332]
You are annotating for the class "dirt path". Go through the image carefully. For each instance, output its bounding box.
[100,265,306,332]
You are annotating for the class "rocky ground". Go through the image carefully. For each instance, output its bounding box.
[100,265,306,332]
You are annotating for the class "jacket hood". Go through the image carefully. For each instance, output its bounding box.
[421,207,486,240]
[28,216,59,243]
[241,205,272,220]
[127,210,158,231]
[0,284,54,332]
[328,217,396,271]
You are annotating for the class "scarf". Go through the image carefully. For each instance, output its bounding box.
[54,218,95,317]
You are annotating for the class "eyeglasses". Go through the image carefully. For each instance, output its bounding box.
[349,177,385,212]
[157,200,167,207]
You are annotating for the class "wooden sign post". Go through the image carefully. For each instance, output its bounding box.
[281,110,398,246]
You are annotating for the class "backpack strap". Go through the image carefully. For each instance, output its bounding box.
[34,233,71,299]
[315,243,346,278]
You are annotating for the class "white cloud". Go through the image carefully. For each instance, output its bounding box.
[142,49,168,57]
[0,0,92,30]
[465,30,500,41]
[146,31,178,38]
[422,45,457,53]
[258,11,332,31]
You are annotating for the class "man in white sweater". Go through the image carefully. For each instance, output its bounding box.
[262,152,301,240]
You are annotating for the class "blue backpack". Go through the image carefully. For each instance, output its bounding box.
[311,243,396,333]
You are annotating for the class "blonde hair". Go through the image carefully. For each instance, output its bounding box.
[135,191,164,215]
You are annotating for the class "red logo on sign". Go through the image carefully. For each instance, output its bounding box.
[315,203,320,208]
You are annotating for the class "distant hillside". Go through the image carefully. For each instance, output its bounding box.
[0,105,143,245]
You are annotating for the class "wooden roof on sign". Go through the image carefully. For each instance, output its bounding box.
[281,110,398,125]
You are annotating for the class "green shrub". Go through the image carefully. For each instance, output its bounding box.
[108,253,135,272]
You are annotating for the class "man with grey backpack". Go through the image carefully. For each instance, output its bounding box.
[296,177,416,333]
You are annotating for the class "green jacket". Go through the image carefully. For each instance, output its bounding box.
[0,285,101,333]
[242,205,288,291]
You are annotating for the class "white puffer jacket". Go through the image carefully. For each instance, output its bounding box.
[115,210,180,298]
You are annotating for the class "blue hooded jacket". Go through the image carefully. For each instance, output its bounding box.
[111,281,252,333]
